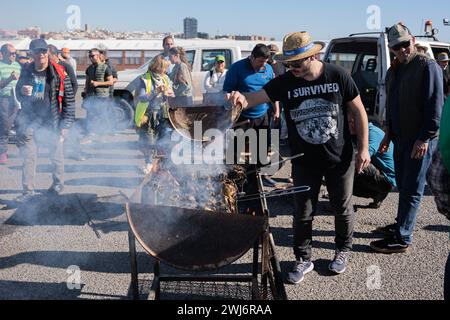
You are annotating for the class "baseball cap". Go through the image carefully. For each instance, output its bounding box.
[29,39,49,51]
[388,23,413,48]
[215,55,225,62]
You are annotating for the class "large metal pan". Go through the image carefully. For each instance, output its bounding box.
[126,203,266,272]
[168,104,242,142]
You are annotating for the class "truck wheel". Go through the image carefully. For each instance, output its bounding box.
[112,98,134,131]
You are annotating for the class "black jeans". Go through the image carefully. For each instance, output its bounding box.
[292,159,355,261]
[0,96,19,154]
[353,163,393,202]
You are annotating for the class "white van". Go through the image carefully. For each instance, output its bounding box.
[114,45,244,101]
[323,30,450,126]
[113,43,281,128]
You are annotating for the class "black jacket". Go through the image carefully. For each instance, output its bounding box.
[16,60,75,130]
[386,52,443,142]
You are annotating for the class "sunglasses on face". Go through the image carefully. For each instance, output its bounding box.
[284,58,308,69]
[392,41,411,52]
[7,51,17,56]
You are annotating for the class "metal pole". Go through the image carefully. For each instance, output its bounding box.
[127,222,139,300]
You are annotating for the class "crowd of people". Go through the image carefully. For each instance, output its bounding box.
[0,24,449,297]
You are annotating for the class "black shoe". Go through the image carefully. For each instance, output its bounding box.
[373,223,397,236]
[262,176,278,188]
[370,236,409,254]
[48,184,64,195]
[370,192,389,209]
[16,191,38,203]
[367,200,382,209]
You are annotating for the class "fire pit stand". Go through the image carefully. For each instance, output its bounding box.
[125,168,296,301]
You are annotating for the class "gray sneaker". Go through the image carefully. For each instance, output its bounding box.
[286,259,314,284]
[329,250,349,274]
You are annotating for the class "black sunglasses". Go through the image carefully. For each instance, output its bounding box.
[283,57,308,69]
[392,41,411,51]
[7,51,17,56]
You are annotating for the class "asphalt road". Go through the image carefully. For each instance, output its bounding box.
[1,128,449,300]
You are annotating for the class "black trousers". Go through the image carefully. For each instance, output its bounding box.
[353,163,393,202]
[292,159,355,261]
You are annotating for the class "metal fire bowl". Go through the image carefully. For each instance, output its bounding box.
[168,106,242,142]
[126,203,266,272]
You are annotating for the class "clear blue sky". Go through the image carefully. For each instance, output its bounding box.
[0,0,449,41]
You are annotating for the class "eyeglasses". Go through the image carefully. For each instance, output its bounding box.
[7,51,17,56]
[392,41,411,52]
[31,49,48,55]
[284,57,308,69]
[89,54,98,58]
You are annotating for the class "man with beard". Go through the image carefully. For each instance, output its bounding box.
[370,23,443,253]
[228,32,370,283]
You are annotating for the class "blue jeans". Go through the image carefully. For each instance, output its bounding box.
[393,138,437,244]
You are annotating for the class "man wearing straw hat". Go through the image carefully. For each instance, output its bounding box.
[228,32,370,283]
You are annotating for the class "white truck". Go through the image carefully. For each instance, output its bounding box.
[323,29,450,126]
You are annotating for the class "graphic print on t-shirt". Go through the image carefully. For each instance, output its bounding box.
[32,75,46,101]
[290,98,340,145]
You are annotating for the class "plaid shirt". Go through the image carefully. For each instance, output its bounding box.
[427,148,450,220]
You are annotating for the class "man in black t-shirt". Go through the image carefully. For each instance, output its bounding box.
[228,32,370,284]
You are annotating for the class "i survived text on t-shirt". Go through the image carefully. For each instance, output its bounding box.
[264,63,359,168]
